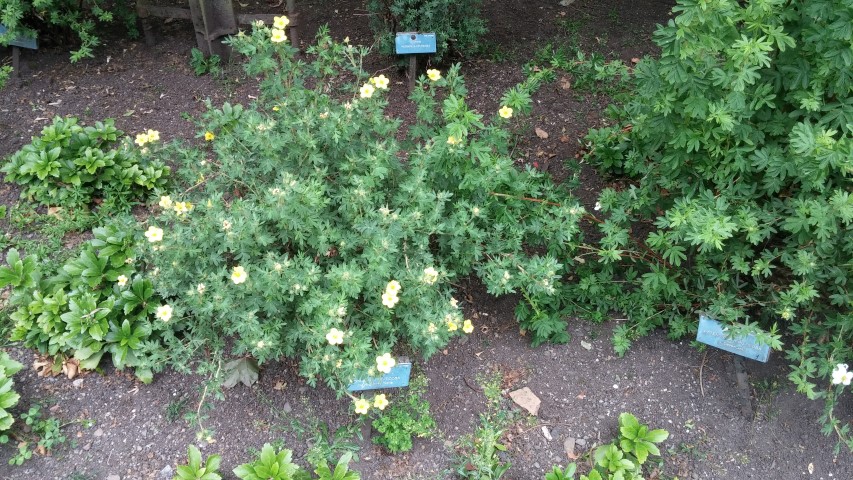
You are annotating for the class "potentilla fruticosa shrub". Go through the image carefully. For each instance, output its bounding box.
[572,0,853,451]
[137,22,581,410]
[366,0,487,62]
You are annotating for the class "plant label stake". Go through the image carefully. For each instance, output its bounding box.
[696,315,770,362]
[395,32,437,91]
[347,359,412,392]
[0,23,38,78]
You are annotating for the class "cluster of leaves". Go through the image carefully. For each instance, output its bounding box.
[137,25,580,393]
[366,0,487,62]
[0,0,138,61]
[190,48,222,77]
[568,0,853,450]
[0,352,23,440]
[524,43,631,98]
[371,376,436,452]
[0,65,12,89]
[0,222,166,383]
[8,404,67,465]
[235,444,359,480]
[544,413,668,480]
[1,116,169,211]
[455,415,510,479]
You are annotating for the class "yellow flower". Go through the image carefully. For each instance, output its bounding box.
[463,319,474,334]
[427,69,441,81]
[134,133,149,147]
[222,219,232,231]
[450,297,459,308]
[499,106,513,119]
[386,280,401,294]
[371,74,390,90]
[197,283,206,295]
[273,15,289,29]
[159,196,173,209]
[428,323,437,334]
[271,28,287,43]
[156,305,173,322]
[204,131,215,141]
[326,328,345,346]
[422,267,439,285]
[256,340,266,349]
[231,265,248,284]
[319,112,329,119]
[144,226,164,243]
[360,83,375,99]
[354,398,371,415]
[382,292,399,309]
[272,106,280,112]
[447,135,459,145]
[173,202,190,215]
[117,275,128,287]
[146,130,160,142]
[376,353,396,374]
[373,394,389,410]
[447,320,458,332]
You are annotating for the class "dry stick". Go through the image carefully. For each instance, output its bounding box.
[699,350,708,398]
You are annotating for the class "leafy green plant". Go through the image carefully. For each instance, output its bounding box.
[366,0,487,61]
[455,416,510,480]
[544,464,576,480]
[190,48,222,76]
[0,65,11,89]
[174,445,222,480]
[1,220,165,382]
[313,452,360,480]
[305,422,361,467]
[133,23,579,396]
[371,376,436,453]
[0,0,138,61]
[0,352,24,441]
[1,116,170,211]
[571,0,853,451]
[9,404,67,465]
[233,443,307,480]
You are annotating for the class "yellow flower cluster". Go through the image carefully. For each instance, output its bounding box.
[447,135,460,145]
[353,393,390,415]
[174,201,194,216]
[369,74,390,90]
[270,17,289,43]
[381,280,401,308]
[445,313,474,334]
[134,129,160,147]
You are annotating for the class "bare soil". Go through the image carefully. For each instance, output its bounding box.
[1,1,851,479]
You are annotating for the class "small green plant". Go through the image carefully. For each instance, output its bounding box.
[0,352,24,441]
[174,445,222,480]
[1,116,170,211]
[366,0,487,61]
[305,421,361,466]
[0,65,11,89]
[544,464,577,480]
[455,416,510,479]
[233,443,305,480]
[190,48,222,76]
[9,404,67,465]
[371,376,436,453]
[313,452,360,480]
[167,398,189,423]
[0,0,138,61]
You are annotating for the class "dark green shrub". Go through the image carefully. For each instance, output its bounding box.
[367,0,487,62]
[573,0,852,451]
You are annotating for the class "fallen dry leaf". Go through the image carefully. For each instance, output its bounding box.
[631,57,640,64]
[560,135,569,143]
[274,381,286,391]
[535,127,549,139]
[63,358,80,379]
[560,77,571,90]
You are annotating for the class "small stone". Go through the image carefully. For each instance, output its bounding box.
[158,466,173,480]
[580,340,592,350]
[72,378,84,388]
[82,442,91,451]
[94,428,104,437]
[282,402,292,414]
[107,475,120,480]
[509,387,541,416]
[576,438,587,446]
[542,426,552,440]
[564,437,577,460]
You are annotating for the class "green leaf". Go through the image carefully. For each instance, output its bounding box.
[222,358,260,388]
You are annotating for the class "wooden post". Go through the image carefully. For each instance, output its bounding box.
[11,46,20,78]
[286,0,299,50]
[408,54,417,92]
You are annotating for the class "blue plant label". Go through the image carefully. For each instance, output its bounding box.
[395,32,437,55]
[696,315,770,362]
[0,24,38,50]
[347,362,412,392]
